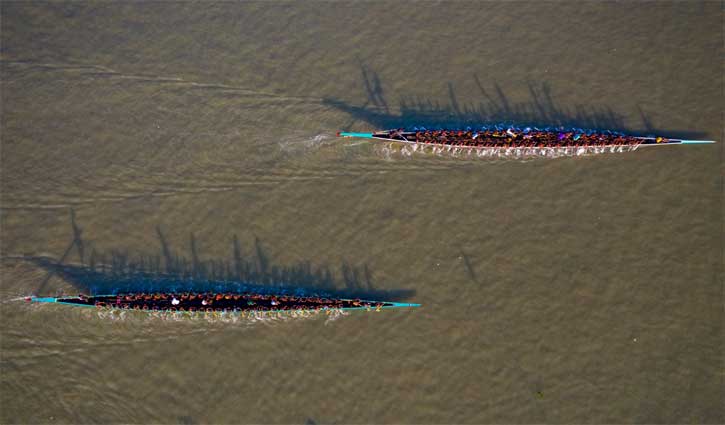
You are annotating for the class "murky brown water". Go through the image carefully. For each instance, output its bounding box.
[1,2,722,424]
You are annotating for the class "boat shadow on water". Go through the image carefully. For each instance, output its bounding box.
[324,63,707,140]
[27,212,415,303]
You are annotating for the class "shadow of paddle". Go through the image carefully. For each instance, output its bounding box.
[28,212,416,303]
[325,63,708,140]
[35,208,84,295]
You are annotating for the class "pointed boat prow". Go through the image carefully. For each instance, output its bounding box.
[29,297,57,304]
[24,294,420,314]
[338,132,374,139]
[384,302,421,309]
[679,140,716,144]
[29,297,57,303]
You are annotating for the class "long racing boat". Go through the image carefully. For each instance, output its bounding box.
[28,292,420,314]
[338,128,715,151]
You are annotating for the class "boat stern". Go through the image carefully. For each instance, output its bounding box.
[337,131,375,139]
[29,297,57,304]
[383,301,421,309]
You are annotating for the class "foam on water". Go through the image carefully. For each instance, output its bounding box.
[376,141,641,160]
[98,306,350,326]
[27,300,351,327]
[277,133,336,154]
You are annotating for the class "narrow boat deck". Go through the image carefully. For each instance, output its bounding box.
[338,129,715,149]
[31,294,420,313]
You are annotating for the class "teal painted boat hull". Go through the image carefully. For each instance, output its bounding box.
[338,132,374,139]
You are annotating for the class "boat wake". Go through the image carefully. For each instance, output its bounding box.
[375,141,641,160]
[24,301,352,326]
[277,133,337,154]
[4,296,36,304]
[94,305,350,325]
[23,298,350,326]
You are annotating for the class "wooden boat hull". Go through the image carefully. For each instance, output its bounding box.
[29,295,420,314]
[338,130,715,150]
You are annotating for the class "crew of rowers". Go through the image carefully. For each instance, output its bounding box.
[406,129,643,148]
[92,292,382,311]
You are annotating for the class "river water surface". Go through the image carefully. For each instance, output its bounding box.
[1,2,722,424]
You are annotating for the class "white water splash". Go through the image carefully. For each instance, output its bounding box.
[376,142,641,160]
[277,133,336,154]
[23,297,360,327]
[4,296,34,304]
[375,143,397,161]
[324,308,349,324]
[84,306,351,326]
